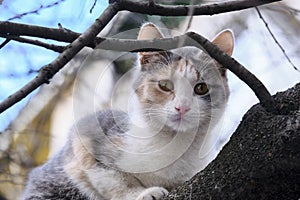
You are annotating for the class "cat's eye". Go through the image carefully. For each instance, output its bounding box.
[194,82,209,95]
[158,80,174,92]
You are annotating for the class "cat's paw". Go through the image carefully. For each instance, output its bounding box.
[136,187,168,200]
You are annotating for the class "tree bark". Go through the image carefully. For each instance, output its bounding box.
[164,83,300,199]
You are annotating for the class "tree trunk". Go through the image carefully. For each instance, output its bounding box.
[165,83,300,200]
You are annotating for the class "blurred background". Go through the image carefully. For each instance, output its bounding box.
[0,0,299,199]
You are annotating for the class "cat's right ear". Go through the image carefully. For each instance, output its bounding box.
[137,23,166,67]
[211,30,234,76]
[212,30,234,57]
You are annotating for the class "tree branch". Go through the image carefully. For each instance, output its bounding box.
[118,0,281,16]
[186,32,278,113]
[0,21,82,45]
[90,0,98,13]
[255,7,299,72]
[0,21,102,50]
[0,34,65,53]
[0,0,281,114]
[6,0,66,21]
[0,38,10,49]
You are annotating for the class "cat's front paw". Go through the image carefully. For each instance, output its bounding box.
[136,187,168,200]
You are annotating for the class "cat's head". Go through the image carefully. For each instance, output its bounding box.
[133,23,234,132]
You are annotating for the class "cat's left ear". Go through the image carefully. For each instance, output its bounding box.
[212,30,234,76]
[212,30,234,56]
[137,23,167,66]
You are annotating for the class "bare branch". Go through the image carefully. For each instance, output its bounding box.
[0,34,65,53]
[255,7,299,72]
[187,32,277,113]
[0,38,10,49]
[90,0,98,13]
[285,6,300,15]
[7,0,66,21]
[183,0,195,33]
[118,0,281,16]
[0,21,102,50]
[0,21,82,45]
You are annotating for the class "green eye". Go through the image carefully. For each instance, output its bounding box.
[158,80,174,92]
[194,82,209,95]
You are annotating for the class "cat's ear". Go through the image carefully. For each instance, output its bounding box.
[137,23,167,67]
[212,30,234,76]
[138,23,164,40]
[212,29,234,56]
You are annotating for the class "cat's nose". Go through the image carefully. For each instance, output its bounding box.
[175,105,191,116]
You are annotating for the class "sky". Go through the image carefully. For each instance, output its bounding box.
[0,0,108,130]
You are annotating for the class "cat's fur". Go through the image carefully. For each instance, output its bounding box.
[22,23,234,200]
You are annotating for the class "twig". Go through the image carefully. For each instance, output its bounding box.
[0,38,11,49]
[285,5,300,15]
[90,0,98,13]
[255,7,299,72]
[7,0,66,21]
[183,0,195,33]
[0,34,65,53]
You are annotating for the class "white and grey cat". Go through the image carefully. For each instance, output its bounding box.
[22,23,234,200]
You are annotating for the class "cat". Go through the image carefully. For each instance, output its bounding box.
[22,23,234,200]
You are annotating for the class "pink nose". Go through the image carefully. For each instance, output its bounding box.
[175,105,190,115]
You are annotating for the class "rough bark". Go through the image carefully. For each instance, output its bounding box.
[164,83,300,200]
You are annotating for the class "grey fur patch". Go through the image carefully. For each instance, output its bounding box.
[23,110,129,200]
[23,152,90,200]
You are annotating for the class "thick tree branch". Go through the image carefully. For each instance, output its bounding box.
[0,0,281,114]
[118,0,281,16]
